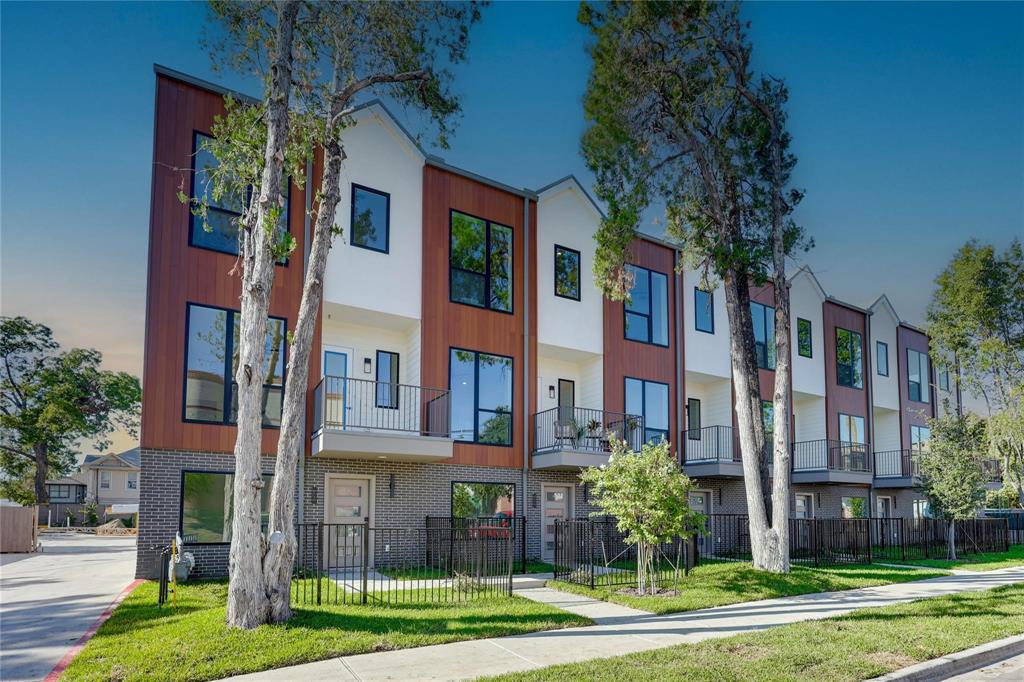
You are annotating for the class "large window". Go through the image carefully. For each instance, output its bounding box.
[797,318,812,358]
[189,132,289,259]
[694,288,714,333]
[183,304,286,427]
[876,341,889,377]
[624,265,669,346]
[351,184,390,253]
[907,348,930,403]
[841,496,867,519]
[911,424,931,452]
[181,471,271,543]
[835,327,864,388]
[375,351,399,409]
[838,413,866,444]
[450,211,512,313]
[554,245,581,300]
[451,482,515,519]
[449,349,513,445]
[625,377,669,444]
[750,301,776,370]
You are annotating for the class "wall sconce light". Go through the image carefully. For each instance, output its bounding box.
[548,385,555,399]
[310,486,318,506]
[363,357,372,374]
[717,488,723,505]
[389,474,396,498]
[532,492,539,509]
[583,483,589,503]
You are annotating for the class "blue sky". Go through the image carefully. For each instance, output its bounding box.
[2,1,1022,383]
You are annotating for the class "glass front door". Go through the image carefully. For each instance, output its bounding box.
[324,350,349,428]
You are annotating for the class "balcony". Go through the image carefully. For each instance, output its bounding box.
[311,376,454,462]
[982,458,1004,490]
[683,426,744,478]
[532,406,643,470]
[791,439,873,484]
[874,449,920,488]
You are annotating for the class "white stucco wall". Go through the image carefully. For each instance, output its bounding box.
[870,301,900,411]
[321,315,419,386]
[790,271,825,397]
[682,271,730,380]
[536,182,603,355]
[323,105,424,320]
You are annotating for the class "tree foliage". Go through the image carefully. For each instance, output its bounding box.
[0,316,141,503]
[580,439,703,594]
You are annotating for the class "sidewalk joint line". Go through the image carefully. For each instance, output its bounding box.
[338,656,363,681]
[487,638,542,668]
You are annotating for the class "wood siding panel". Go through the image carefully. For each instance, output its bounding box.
[897,325,936,449]
[141,75,308,455]
[823,302,870,441]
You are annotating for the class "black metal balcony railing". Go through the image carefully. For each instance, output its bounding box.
[533,406,644,454]
[791,439,871,473]
[312,375,451,437]
[683,425,737,462]
[874,449,920,478]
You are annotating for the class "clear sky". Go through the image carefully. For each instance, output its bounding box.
[2,1,1022,403]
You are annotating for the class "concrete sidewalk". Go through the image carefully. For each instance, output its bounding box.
[223,565,1024,682]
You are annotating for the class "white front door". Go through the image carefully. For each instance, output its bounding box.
[794,494,814,519]
[542,485,572,562]
[324,475,371,568]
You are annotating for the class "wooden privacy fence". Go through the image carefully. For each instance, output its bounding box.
[984,509,1024,546]
[0,506,39,553]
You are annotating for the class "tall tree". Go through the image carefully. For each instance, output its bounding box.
[0,316,141,503]
[578,0,807,572]
[196,1,483,626]
[926,240,1024,504]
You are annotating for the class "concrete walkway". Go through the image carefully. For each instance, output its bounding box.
[223,565,1024,682]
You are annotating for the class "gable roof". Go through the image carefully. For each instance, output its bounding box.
[868,294,901,324]
[81,448,140,470]
[789,265,829,300]
[534,175,606,219]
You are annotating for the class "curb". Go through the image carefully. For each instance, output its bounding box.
[44,578,145,681]
[869,633,1024,681]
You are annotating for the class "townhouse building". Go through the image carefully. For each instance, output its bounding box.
[135,66,978,578]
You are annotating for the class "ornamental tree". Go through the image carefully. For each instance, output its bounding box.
[579,439,703,594]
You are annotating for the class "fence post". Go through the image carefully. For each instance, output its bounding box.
[865,519,872,565]
[316,522,323,606]
[507,525,514,596]
[589,521,596,590]
[520,516,527,574]
[899,518,906,562]
[1004,518,1010,552]
[361,517,370,605]
[448,517,455,577]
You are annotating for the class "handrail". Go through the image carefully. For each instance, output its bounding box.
[683,425,736,463]
[792,439,872,473]
[533,406,644,454]
[312,375,451,438]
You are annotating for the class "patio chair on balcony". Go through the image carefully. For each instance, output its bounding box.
[554,419,580,449]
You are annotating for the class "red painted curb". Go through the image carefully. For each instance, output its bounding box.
[44,578,145,681]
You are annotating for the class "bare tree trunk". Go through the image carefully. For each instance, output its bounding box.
[227,0,299,630]
[947,520,957,561]
[34,443,48,503]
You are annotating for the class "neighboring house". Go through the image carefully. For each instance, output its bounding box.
[45,476,88,503]
[135,66,969,579]
[79,449,141,508]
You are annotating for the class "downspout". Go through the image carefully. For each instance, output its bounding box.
[297,156,314,525]
[522,194,531,522]
[865,311,875,515]
[674,250,684,467]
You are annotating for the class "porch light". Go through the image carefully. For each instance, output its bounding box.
[548,385,555,399]
[363,357,372,374]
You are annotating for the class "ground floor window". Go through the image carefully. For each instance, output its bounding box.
[913,499,931,519]
[181,471,272,543]
[451,482,515,519]
[794,493,814,519]
[841,496,868,518]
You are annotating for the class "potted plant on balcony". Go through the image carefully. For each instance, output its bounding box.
[586,419,603,450]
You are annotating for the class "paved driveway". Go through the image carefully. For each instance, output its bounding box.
[0,532,137,681]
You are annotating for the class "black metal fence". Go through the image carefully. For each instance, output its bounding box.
[552,518,695,589]
[426,516,527,574]
[292,519,513,607]
[791,439,871,473]
[534,406,644,454]
[983,509,1024,546]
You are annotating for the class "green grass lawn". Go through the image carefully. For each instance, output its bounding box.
[378,559,555,581]
[549,561,949,614]
[885,544,1024,572]
[484,583,1024,682]
[61,580,590,682]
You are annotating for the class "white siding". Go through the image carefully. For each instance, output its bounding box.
[793,395,827,441]
[790,271,825,397]
[870,302,900,411]
[873,408,901,452]
[536,354,603,413]
[683,271,730,380]
[321,316,417,385]
[685,378,731,430]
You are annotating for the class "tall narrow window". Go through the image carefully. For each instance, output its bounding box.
[624,265,668,346]
[907,349,929,403]
[694,288,714,333]
[184,304,285,427]
[554,245,581,300]
[835,327,864,388]
[762,400,775,435]
[797,318,812,358]
[450,211,512,313]
[449,349,513,445]
[938,369,950,392]
[375,351,399,409]
[750,301,776,370]
[350,184,390,253]
[687,398,701,439]
[125,472,138,491]
[100,471,111,489]
[625,377,669,444]
[876,341,889,377]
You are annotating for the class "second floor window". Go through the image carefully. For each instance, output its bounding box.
[938,368,950,391]
[751,301,776,370]
[839,413,866,444]
[877,341,889,377]
[694,288,714,333]
[100,471,111,489]
[554,245,581,300]
[126,472,139,491]
[835,327,864,388]
[450,211,513,313]
[624,265,668,346]
[450,348,513,445]
[797,318,812,358]
[625,377,669,444]
[908,349,930,403]
[375,351,399,409]
[351,184,390,253]
[911,424,930,452]
[184,304,286,427]
[686,398,701,439]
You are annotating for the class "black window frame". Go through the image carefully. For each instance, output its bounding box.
[448,209,514,314]
[553,244,581,301]
[624,376,670,444]
[938,368,950,392]
[835,327,864,389]
[838,412,866,444]
[910,424,931,452]
[448,347,514,447]
[450,481,516,518]
[751,301,776,370]
[876,341,889,377]
[375,350,400,409]
[181,302,287,428]
[179,469,273,546]
[907,348,930,403]
[797,318,813,358]
[350,183,391,254]
[187,131,291,266]
[687,398,701,440]
[624,264,669,347]
[694,288,715,334]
